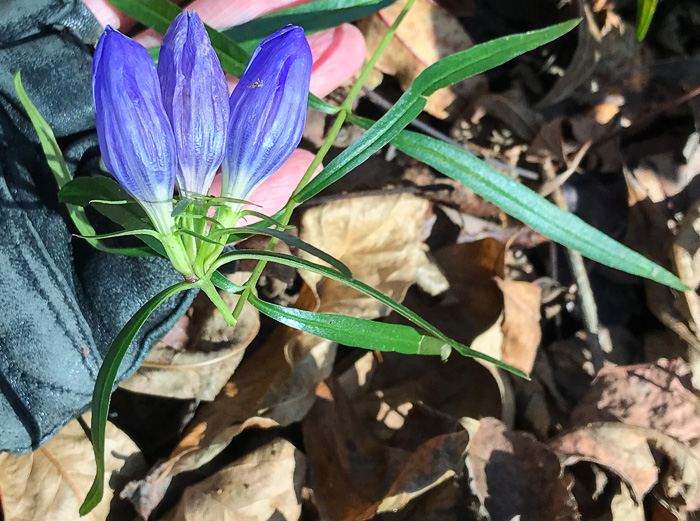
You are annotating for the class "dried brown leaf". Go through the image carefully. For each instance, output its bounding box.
[0,415,145,521]
[553,422,700,516]
[497,278,542,374]
[570,359,700,448]
[303,379,471,521]
[467,417,579,521]
[298,193,430,319]
[160,439,306,521]
[357,0,486,118]
[349,352,510,444]
[376,431,470,514]
[303,379,401,521]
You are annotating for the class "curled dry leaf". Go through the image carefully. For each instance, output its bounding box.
[348,352,511,443]
[160,439,306,521]
[570,358,700,448]
[465,417,579,521]
[303,378,471,521]
[299,193,432,319]
[0,414,145,521]
[376,430,470,514]
[357,0,486,119]
[399,239,542,374]
[497,278,542,374]
[120,272,260,401]
[124,284,335,518]
[552,422,700,516]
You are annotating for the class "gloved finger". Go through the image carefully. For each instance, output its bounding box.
[131,1,366,98]
[208,149,323,225]
[81,0,137,30]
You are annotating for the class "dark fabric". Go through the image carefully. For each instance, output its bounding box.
[0,0,196,453]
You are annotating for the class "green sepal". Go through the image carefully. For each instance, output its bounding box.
[236,210,294,230]
[171,198,193,218]
[74,229,161,241]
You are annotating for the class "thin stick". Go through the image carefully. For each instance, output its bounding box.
[542,154,610,372]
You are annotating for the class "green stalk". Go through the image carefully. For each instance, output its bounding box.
[340,0,415,112]
[199,278,237,326]
[193,205,237,278]
[228,0,415,320]
[159,232,195,279]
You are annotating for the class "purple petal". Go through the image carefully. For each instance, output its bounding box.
[92,26,176,233]
[221,25,312,200]
[158,11,229,197]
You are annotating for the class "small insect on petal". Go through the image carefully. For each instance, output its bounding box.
[93,26,176,234]
[221,25,312,202]
[158,11,229,198]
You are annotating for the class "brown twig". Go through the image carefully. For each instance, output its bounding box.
[542,153,611,373]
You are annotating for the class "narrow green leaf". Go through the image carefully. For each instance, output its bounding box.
[211,225,353,279]
[636,0,658,41]
[107,0,337,115]
[224,0,399,44]
[211,271,245,293]
[58,176,132,207]
[176,228,222,246]
[237,210,295,230]
[294,19,580,203]
[210,252,527,377]
[80,281,193,515]
[14,71,151,257]
[349,115,687,290]
[75,229,161,241]
[59,177,166,256]
[171,198,193,218]
[249,293,448,355]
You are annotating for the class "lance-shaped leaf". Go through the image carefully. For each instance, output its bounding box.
[221,25,312,201]
[93,26,176,234]
[159,11,229,197]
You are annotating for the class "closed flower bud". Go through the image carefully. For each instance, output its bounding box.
[93,26,176,234]
[221,25,312,201]
[158,11,229,198]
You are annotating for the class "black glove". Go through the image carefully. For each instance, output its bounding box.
[0,0,195,453]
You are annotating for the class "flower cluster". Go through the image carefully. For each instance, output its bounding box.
[92,11,312,277]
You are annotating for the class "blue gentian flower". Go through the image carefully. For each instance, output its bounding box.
[221,25,312,201]
[92,15,311,236]
[158,11,229,198]
[93,26,177,235]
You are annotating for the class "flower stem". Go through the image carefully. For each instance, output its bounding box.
[340,0,415,112]
[160,232,195,279]
[199,278,236,326]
